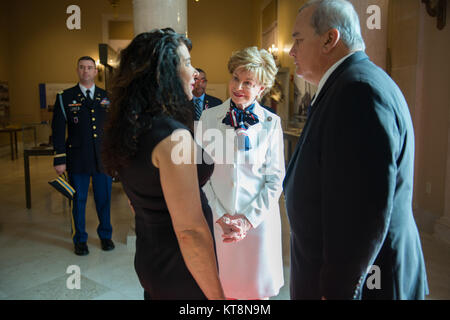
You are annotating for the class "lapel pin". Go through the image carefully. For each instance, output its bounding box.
[267,116,272,122]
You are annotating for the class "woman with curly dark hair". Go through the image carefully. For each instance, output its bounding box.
[102,28,224,300]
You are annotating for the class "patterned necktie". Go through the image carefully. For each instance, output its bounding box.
[194,98,203,121]
[222,100,259,151]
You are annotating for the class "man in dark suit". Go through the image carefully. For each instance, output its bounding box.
[283,0,428,299]
[52,56,114,256]
[192,68,222,120]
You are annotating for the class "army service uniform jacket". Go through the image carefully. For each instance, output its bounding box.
[52,84,110,174]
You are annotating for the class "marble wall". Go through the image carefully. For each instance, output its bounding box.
[388,1,450,242]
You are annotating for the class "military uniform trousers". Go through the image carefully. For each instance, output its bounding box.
[69,172,112,244]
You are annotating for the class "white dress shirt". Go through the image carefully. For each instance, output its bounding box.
[79,83,96,100]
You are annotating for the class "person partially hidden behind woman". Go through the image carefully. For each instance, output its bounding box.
[197,46,285,300]
[102,29,224,300]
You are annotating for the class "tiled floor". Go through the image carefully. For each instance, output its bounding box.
[0,152,448,300]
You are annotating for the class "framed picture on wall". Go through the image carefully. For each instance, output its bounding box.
[293,75,316,126]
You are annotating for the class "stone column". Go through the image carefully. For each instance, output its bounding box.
[133,0,187,36]
[127,0,188,250]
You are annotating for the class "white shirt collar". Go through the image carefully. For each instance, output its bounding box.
[311,51,357,106]
[79,83,95,99]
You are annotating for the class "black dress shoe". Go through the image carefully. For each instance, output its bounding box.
[74,242,89,256]
[101,239,115,251]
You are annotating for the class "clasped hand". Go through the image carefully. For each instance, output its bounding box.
[217,213,252,243]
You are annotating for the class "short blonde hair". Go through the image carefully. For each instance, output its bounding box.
[227,46,278,97]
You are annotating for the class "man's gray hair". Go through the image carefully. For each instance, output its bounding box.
[300,0,366,51]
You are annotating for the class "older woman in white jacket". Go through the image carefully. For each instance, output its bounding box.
[196,47,285,300]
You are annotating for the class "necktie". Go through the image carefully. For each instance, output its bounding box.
[86,89,93,103]
[222,101,259,151]
[194,98,203,121]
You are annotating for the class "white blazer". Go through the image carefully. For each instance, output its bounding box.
[196,98,286,299]
[196,98,285,227]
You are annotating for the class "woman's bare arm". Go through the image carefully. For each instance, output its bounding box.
[152,130,224,300]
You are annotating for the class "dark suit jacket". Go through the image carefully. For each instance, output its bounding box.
[192,94,222,121]
[52,84,110,174]
[202,94,222,110]
[283,52,428,300]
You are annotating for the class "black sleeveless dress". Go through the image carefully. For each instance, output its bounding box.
[118,115,214,300]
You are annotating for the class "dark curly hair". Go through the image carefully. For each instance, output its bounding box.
[102,28,193,176]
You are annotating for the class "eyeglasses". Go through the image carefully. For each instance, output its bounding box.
[194,78,207,84]
[230,75,258,90]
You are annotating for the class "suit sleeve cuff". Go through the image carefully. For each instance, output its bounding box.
[53,153,66,166]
